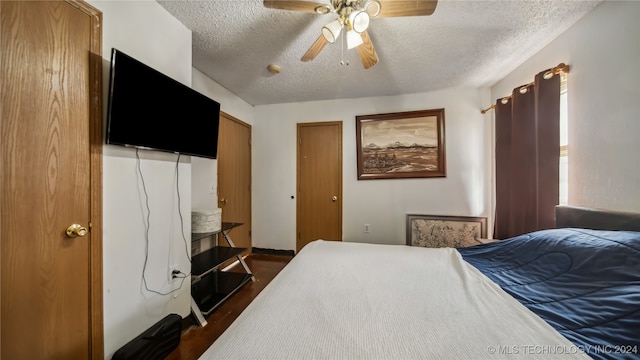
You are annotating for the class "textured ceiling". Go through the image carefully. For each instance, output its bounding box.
[157,0,601,105]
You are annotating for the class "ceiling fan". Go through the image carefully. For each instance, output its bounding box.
[263,0,438,69]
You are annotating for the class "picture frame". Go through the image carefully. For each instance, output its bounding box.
[356,108,445,180]
[406,214,487,248]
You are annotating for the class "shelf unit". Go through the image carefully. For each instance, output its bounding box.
[190,222,254,327]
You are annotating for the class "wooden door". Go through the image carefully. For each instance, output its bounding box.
[0,1,103,358]
[217,112,252,251]
[297,122,343,252]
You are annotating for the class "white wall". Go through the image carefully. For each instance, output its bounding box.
[253,87,492,251]
[491,1,640,213]
[89,1,193,358]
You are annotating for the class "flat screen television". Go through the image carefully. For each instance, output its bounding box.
[106,48,220,159]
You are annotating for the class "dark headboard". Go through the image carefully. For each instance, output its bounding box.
[555,205,640,232]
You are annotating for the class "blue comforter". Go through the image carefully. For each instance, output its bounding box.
[458,228,640,360]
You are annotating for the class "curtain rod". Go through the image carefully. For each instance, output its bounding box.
[481,63,570,114]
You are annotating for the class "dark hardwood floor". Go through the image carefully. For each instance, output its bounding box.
[166,253,292,360]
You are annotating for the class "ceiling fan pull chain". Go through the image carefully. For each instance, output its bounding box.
[340,29,349,66]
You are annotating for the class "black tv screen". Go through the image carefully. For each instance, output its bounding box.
[106,48,220,159]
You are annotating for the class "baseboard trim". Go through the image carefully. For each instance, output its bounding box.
[252,247,295,257]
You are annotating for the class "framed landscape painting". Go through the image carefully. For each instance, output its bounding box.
[356,109,446,180]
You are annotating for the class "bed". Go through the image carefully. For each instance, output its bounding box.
[199,206,639,359]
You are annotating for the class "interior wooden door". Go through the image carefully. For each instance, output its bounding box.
[297,122,343,252]
[0,1,103,358]
[217,112,252,251]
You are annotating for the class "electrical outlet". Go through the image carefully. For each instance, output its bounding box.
[169,264,180,282]
[364,224,370,233]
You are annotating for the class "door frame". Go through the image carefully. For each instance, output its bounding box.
[70,1,104,357]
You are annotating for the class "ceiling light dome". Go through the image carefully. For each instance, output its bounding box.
[346,29,363,49]
[364,0,381,18]
[349,10,370,33]
[322,19,342,43]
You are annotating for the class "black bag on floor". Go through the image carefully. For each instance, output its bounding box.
[112,313,182,360]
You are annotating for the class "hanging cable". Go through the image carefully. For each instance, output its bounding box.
[136,149,188,296]
[175,153,191,264]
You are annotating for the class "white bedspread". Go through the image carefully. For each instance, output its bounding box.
[200,240,590,359]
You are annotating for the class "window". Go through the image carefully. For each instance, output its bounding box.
[559,75,568,205]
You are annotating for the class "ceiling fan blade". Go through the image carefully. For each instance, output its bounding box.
[301,35,329,62]
[356,31,378,69]
[375,0,438,18]
[263,0,329,14]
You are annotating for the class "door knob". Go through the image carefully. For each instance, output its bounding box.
[332,196,338,201]
[220,197,228,205]
[66,224,88,238]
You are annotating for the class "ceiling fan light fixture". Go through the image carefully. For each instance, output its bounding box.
[346,29,363,49]
[349,10,370,33]
[363,0,381,18]
[322,19,342,43]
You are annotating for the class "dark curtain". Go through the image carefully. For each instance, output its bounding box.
[494,70,560,239]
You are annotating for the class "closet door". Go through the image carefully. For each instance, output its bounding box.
[296,121,343,252]
[0,1,103,358]
[217,112,252,251]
